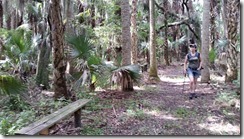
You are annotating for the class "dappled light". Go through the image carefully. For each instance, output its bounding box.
[0,0,240,136]
[198,120,240,135]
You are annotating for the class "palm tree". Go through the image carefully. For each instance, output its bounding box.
[225,0,239,82]
[48,0,68,99]
[201,0,210,83]
[148,0,159,80]
[120,0,133,91]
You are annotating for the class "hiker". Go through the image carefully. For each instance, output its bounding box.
[183,43,202,99]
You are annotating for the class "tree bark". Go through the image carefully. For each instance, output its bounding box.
[201,0,210,83]
[36,38,51,89]
[148,0,159,79]
[0,0,3,28]
[225,0,239,82]
[48,0,68,99]
[121,0,133,91]
[131,0,138,64]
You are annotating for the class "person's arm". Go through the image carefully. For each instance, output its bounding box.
[197,54,202,70]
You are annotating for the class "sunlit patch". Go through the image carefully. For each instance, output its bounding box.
[160,76,202,84]
[198,121,240,134]
[210,74,225,82]
[144,110,179,121]
[133,86,144,91]
[41,90,54,97]
[147,84,157,87]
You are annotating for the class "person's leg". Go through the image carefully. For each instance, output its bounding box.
[193,77,198,93]
[187,68,195,99]
[192,70,200,98]
[187,68,194,93]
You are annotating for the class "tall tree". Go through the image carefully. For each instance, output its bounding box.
[210,0,217,51]
[131,0,138,64]
[163,0,170,66]
[148,0,158,80]
[225,0,239,82]
[0,0,3,28]
[201,0,210,83]
[121,0,133,91]
[48,0,68,99]
[121,0,131,66]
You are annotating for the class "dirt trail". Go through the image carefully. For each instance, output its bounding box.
[51,63,240,135]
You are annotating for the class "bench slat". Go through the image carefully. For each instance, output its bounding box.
[15,99,90,135]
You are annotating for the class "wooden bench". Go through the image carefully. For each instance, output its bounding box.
[15,99,91,135]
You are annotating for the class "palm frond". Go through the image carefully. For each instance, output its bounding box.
[0,75,27,96]
[112,64,141,83]
[171,35,187,49]
[66,35,92,59]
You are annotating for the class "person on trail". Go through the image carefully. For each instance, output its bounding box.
[183,43,202,99]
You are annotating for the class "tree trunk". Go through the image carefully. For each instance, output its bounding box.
[210,0,216,51]
[48,0,68,99]
[36,39,51,89]
[0,0,3,28]
[4,0,11,29]
[121,0,133,91]
[201,0,210,83]
[222,0,228,38]
[163,13,170,66]
[131,0,138,64]
[148,0,159,79]
[225,0,239,82]
[163,0,170,66]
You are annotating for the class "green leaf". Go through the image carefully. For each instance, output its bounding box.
[66,35,92,59]
[0,75,27,96]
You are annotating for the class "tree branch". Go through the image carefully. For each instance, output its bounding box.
[155,1,199,40]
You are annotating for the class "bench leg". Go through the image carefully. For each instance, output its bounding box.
[74,109,81,127]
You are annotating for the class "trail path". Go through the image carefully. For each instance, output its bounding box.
[51,62,240,135]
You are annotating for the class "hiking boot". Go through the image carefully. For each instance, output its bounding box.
[193,93,197,98]
[189,93,197,99]
[189,93,194,99]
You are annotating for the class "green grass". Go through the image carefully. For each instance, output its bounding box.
[80,126,104,135]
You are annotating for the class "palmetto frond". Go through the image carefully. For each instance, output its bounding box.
[0,74,27,96]
[111,64,141,85]
[66,35,92,59]
[170,35,187,49]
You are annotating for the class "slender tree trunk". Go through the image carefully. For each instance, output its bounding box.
[163,0,170,66]
[210,0,216,51]
[131,0,138,64]
[48,0,68,99]
[163,13,170,66]
[222,0,228,39]
[0,0,3,28]
[225,0,239,82]
[148,0,158,79]
[36,38,51,89]
[201,0,210,83]
[4,0,11,29]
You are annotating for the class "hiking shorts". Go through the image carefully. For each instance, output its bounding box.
[187,67,201,78]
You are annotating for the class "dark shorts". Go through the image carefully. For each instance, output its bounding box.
[187,68,201,78]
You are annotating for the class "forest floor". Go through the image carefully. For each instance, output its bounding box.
[49,61,240,135]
